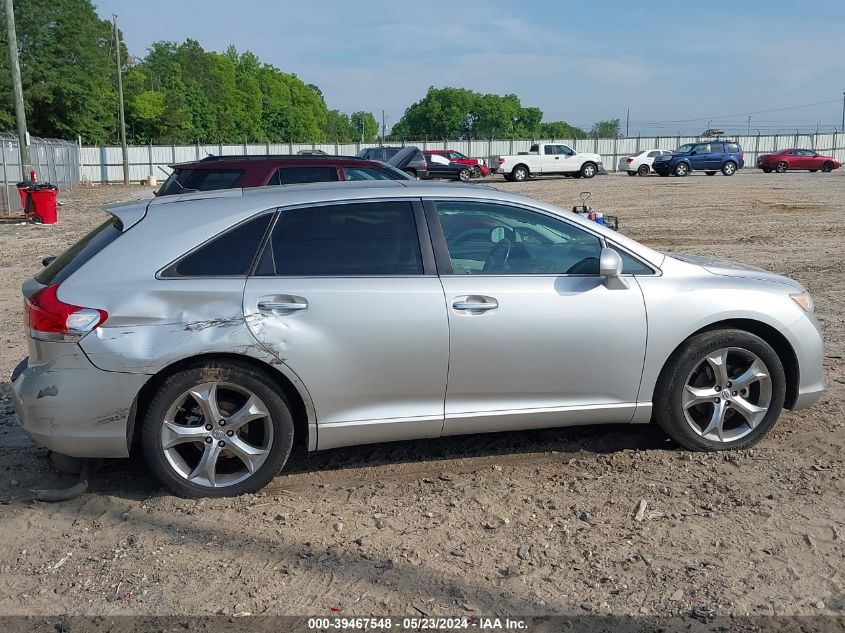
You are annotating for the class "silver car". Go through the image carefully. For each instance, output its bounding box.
[13,181,824,497]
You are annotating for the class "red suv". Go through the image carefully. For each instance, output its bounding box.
[423,150,490,177]
[156,155,412,197]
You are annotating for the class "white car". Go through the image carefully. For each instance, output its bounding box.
[618,149,673,176]
[496,143,604,181]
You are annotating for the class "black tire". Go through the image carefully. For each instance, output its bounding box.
[762,168,772,173]
[30,214,43,224]
[572,173,582,178]
[511,165,529,181]
[821,161,834,173]
[457,168,471,182]
[470,165,482,178]
[653,329,786,452]
[142,361,295,498]
[581,162,597,178]
[775,161,788,173]
[705,171,717,176]
[637,164,649,176]
[627,171,637,176]
[674,162,690,177]
[809,169,818,173]
[503,174,514,182]
[721,161,737,176]
[404,169,418,179]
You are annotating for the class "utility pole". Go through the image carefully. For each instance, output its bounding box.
[113,14,129,185]
[5,0,30,182]
[381,110,386,145]
[626,108,630,137]
[747,115,751,136]
[841,91,844,132]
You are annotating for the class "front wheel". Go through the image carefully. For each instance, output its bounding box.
[470,165,482,178]
[653,329,785,451]
[775,161,788,173]
[674,163,690,177]
[142,362,295,498]
[581,162,597,178]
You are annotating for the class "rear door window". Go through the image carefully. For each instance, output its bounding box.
[36,218,123,285]
[270,166,339,185]
[162,214,273,277]
[256,201,422,276]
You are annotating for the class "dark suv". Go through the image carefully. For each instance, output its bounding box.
[156,155,411,197]
[356,146,429,179]
[652,140,744,177]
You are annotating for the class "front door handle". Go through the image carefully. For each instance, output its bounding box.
[258,300,308,311]
[453,298,498,311]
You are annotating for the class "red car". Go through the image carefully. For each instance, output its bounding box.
[423,150,489,177]
[756,148,840,173]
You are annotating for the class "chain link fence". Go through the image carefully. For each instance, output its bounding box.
[0,133,80,214]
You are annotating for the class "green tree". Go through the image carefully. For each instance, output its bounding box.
[350,112,379,142]
[0,0,119,142]
[590,119,621,139]
[539,120,586,139]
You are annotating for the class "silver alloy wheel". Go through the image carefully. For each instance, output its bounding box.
[675,163,689,176]
[583,164,596,177]
[160,381,273,488]
[459,168,471,182]
[682,347,772,443]
[513,167,527,180]
[723,162,736,175]
[776,161,788,173]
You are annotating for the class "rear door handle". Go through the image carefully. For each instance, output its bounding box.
[452,298,498,311]
[258,301,308,311]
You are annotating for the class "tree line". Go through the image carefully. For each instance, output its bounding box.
[0,0,620,145]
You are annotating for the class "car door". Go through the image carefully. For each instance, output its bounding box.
[540,144,560,174]
[425,198,648,436]
[689,143,709,170]
[243,199,449,450]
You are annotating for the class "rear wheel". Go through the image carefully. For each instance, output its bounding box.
[674,163,690,177]
[822,161,834,173]
[705,171,717,176]
[581,162,597,178]
[775,161,788,173]
[627,171,637,176]
[457,168,471,182]
[654,329,785,451]
[637,164,649,176]
[142,362,295,498]
[721,161,737,176]
[470,165,481,178]
[511,165,529,181]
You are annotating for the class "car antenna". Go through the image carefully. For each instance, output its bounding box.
[157,165,186,191]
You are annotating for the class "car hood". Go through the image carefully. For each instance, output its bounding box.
[667,252,805,290]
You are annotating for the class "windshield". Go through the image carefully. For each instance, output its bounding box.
[675,144,694,154]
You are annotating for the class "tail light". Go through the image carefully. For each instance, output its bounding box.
[24,284,107,341]
[497,156,505,165]
[625,157,634,163]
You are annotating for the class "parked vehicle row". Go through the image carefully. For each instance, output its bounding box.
[756,148,840,173]
[13,180,824,497]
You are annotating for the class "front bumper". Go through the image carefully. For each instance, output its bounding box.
[786,312,826,411]
[12,349,148,458]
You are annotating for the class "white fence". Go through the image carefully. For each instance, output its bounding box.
[81,133,845,182]
[0,133,80,213]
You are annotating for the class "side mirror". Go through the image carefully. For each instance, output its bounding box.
[42,256,56,267]
[600,248,628,289]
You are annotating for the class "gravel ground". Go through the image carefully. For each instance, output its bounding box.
[0,171,842,620]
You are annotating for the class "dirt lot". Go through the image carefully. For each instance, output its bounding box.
[0,171,842,620]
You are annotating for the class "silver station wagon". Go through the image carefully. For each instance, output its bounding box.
[13,181,823,497]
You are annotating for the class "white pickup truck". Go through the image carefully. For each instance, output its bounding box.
[495,143,604,181]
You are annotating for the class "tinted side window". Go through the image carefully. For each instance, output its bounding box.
[271,167,339,185]
[647,150,661,158]
[343,167,394,181]
[435,201,602,275]
[259,201,422,276]
[613,248,654,274]
[184,169,243,191]
[726,143,740,153]
[164,214,272,277]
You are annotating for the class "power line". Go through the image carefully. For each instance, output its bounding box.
[632,98,841,125]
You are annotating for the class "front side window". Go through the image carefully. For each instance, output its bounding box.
[449,152,467,160]
[676,144,694,154]
[257,201,422,276]
[163,214,273,277]
[270,166,339,185]
[693,144,711,154]
[434,201,602,275]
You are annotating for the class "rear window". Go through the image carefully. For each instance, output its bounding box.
[726,143,740,153]
[36,218,122,285]
[269,166,339,185]
[157,169,244,196]
[162,214,273,277]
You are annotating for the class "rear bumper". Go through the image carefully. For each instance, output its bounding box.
[12,350,148,458]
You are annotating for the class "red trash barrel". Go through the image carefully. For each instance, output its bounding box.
[28,185,58,224]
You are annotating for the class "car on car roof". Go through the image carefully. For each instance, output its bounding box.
[756,148,840,174]
[13,180,823,497]
[156,154,412,197]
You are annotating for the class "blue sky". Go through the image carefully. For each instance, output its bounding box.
[95,1,845,135]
